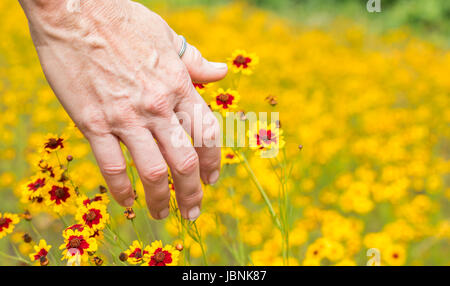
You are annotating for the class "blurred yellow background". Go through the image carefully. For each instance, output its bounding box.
[0,0,449,265]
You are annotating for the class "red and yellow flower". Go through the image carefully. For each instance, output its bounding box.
[59,227,97,262]
[210,88,240,116]
[45,183,75,214]
[22,175,50,200]
[40,133,67,154]
[248,121,285,155]
[228,50,259,75]
[44,134,68,154]
[29,239,52,263]
[63,224,86,236]
[221,148,241,165]
[75,202,109,232]
[36,159,57,178]
[384,244,406,266]
[0,213,20,239]
[142,240,180,266]
[123,240,148,265]
[193,82,212,95]
[76,193,109,208]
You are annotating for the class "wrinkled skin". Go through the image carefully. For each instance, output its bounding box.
[19,0,228,220]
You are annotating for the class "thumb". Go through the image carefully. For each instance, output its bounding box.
[176,37,228,83]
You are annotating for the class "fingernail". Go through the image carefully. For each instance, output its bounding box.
[208,170,220,185]
[188,206,201,221]
[159,208,170,220]
[210,62,228,69]
[124,197,135,207]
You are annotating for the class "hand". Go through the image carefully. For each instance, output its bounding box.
[19,0,228,220]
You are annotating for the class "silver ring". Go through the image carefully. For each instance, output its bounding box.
[178,36,187,58]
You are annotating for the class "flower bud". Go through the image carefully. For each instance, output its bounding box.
[93,256,103,266]
[22,210,32,221]
[40,256,49,266]
[119,252,128,262]
[23,233,32,243]
[124,208,136,220]
[175,243,184,251]
[99,185,108,194]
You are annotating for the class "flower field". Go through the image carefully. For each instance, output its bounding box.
[0,0,449,266]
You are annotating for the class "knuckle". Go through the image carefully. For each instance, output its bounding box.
[147,189,170,205]
[102,164,127,176]
[171,67,191,96]
[114,184,133,199]
[190,46,204,64]
[174,152,199,175]
[142,92,172,117]
[78,109,110,137]
[109,183,133,204]
[178,188,203,206]
[141,164,168,184]
[203,117,220,143]
[200,153,220,170]
[107,103,139,127]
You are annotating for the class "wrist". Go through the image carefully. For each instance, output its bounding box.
[19,0,68,23]
[19,0,131,32]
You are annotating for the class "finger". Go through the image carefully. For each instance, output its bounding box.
[175,35,228,83]
[120,128,170,220]
[151,116,203,221]
[176,85,221,186]
[89,134,135,207]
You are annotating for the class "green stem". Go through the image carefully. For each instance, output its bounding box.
[0,251,30,265]
[102,234,127,265]
[106,224,128,249]
[238,151,281,229]
[65,160,79,196]
[136,200,156,241]
[282,148,291,265]
[131,219,143,245]
[193,222,208,266]
[28,221,59,265]
[57,214,68,228]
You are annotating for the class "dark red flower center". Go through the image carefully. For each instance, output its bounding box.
[66,235,89,256]
[225,154,235,159]
[149,248,172,266]
[233,55,252,68]
[55,188,65,198]
[393,253,399,259]
[49,186,70,204]
[83,209,102,227]
[69,238,81,249]
[216,93,234,109]
[86,211,96,221]
[256,129,277,148]
[155,251,165,263]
